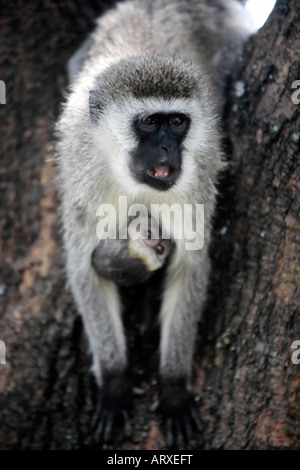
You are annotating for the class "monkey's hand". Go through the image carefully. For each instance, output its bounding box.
[160,379,203,448]
[92,373,132,443]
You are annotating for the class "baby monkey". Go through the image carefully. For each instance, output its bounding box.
[92,216,173,287]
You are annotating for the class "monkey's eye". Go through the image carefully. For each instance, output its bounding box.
[170,115,187,128]
[143,116,156,126]
[169,114,189,135]
[155,244,164,255]
[137,115,157,132]
[170,115,183,126]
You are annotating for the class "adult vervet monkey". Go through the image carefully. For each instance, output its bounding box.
[56,0,255,447]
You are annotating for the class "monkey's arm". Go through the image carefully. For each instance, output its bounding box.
[62,220,132,442]
[159,244,208,447]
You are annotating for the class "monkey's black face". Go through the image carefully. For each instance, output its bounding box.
[130,113,190,191]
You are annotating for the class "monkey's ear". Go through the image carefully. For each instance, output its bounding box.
[89,90,104,125]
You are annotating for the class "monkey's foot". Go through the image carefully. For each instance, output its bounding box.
[92,373,132,443]
[160,379,203,448]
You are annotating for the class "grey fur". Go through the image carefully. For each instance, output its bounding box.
[56,0,255,425]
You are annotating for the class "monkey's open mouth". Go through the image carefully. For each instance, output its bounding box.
[147,166,173,179]
[144,165,179,190]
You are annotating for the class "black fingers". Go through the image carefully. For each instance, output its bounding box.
[92,373,132,444]
[159,379,203,449]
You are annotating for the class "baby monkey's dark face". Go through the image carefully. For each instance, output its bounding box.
[92,217,173,287]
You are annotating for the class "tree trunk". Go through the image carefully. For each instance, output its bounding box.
[0,0,299,450]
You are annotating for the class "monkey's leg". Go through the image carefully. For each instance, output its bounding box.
[158,247,208,447]
[65,238,132,443]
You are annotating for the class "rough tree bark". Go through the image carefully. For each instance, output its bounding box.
[0,0,299,450]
